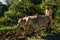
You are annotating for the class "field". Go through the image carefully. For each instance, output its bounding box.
[0,25,60,40]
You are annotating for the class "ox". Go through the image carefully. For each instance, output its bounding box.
[17,15,51,35]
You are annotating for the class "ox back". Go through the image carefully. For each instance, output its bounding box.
[26,15,50,32]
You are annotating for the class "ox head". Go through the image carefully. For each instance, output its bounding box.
[17,18,26,27]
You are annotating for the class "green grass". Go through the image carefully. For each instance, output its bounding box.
[54,23,60,28]
[0,25,17,31]
[0,25,18,34]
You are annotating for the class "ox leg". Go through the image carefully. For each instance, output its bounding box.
[46,22,52,34]
[35,29,46,39]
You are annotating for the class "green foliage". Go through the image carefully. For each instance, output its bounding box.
[30,0,42,5]
[3,0,45,26]
[54,7,60,27]
[8,0,44,16]
[0,17,6,25]
[0,2,8,17]
[55,8,60,19]
[0,25,17,31]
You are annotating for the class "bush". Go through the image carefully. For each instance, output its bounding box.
[52,7,60,28]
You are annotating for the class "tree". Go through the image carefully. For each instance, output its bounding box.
[0,2,8,17]
[5,0,14,5]
[4,0,44,25]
